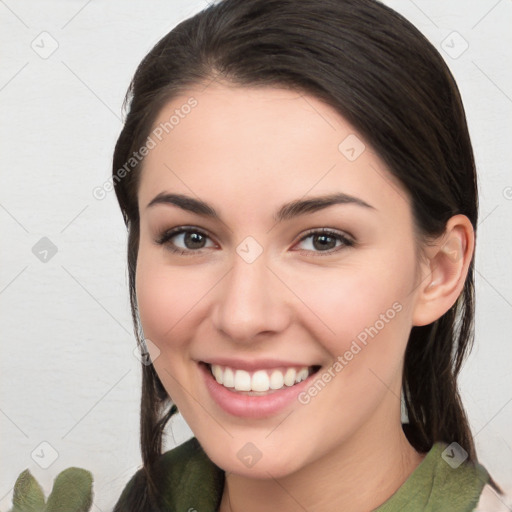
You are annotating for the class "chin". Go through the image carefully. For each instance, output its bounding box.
[198,434,307,479]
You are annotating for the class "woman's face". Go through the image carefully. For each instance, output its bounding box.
[135,83,426,478]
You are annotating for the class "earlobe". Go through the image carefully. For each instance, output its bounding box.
[412,215,474,327]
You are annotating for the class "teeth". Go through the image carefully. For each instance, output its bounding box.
[210,364,314,392]
[234,370,251,391]
[252,370,270,392]
[212,364,223,384]
[223,367,234,388]
[269,370,284,390]
[296,368,309,382]
[284,368,296,386]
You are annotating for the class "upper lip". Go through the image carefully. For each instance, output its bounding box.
[199,358,319,372]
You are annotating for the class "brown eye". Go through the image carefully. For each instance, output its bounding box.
[181,231,207,249]
[156,227,216,255]
[294,229,355,256]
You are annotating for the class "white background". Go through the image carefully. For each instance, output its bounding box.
[1,0,511,510]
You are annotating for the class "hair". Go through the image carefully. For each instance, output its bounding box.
[112,0,499,508]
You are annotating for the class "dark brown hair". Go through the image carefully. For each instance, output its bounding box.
[112,0,497,508]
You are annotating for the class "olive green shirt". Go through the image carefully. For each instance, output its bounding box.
[115,437,490,511]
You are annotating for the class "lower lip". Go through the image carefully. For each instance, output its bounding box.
[199,362,319,418]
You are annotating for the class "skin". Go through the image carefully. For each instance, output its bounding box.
[135,82,474,511]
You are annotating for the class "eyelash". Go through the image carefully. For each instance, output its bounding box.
[155,226,355,257]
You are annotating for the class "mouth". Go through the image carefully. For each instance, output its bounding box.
[200,362,321,396]
[198,360,323,418]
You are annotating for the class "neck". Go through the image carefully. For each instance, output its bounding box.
[219,415,425,512]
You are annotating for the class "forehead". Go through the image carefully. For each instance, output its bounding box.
[137,83,409,216]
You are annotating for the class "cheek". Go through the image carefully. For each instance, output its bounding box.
[288,262,415,438]
[135,252,192,349]
[134,256,209,403]
[289,257,414,357]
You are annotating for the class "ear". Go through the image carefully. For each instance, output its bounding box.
[412,214,475,327]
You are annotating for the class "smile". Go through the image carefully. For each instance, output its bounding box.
[209,364,318,394]
[198,361,322,418]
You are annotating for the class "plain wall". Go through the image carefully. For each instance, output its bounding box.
[1,0,511,510]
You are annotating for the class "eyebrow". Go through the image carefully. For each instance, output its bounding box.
[146,191,375,223]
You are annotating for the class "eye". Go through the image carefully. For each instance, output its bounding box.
[293,228,355,256]
[155,226,355,257]
[155,226,216,255]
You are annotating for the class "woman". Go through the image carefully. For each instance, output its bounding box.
[112,0,505,510]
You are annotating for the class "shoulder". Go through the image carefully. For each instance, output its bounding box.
[113,437,224,512]
[377,442,493,511]
[427,443,512,512]
[430,443,491,509]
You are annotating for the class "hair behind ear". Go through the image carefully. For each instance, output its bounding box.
[403,299,475,457]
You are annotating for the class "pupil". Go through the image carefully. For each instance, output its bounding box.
[185,232,205,249]
[313,234,335,251]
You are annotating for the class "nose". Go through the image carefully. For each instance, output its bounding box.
[212,250,291,343]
